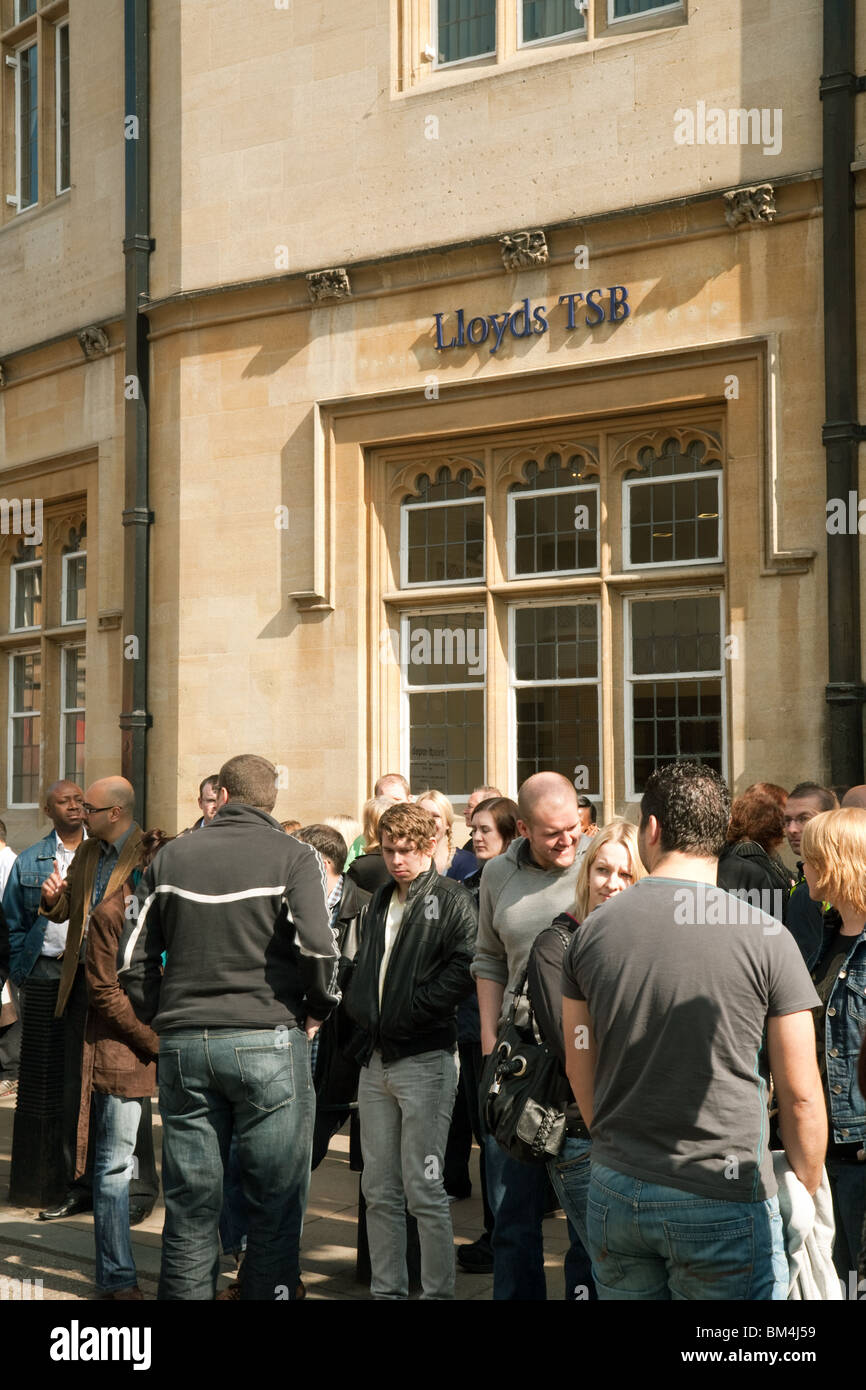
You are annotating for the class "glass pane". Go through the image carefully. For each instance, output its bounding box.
[405,502,484,584]
[58,25,70,191]
[12,714,40,804]
[13,652,41,712]
[514,604,598,682]
[512,487,597,575]
[19,44,38,209]
[515,684,599,792]
[17,0,37,21]
[409,688,484,795]
[64,712,86,782]
[630,679,723,793]
[631,597,721,675]
[64,647,85,709]
[613,0,674,16]
[403,612,486,687]
[64,553,87,622]
[523,0,584,41]
[13,564,42,629]
[438,0,496,63]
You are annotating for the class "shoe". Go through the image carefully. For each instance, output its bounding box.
[128,1204,152,1227]
[215,1283,241,1301]
[457,1236,494,1273]
[38,1193,93,1221]
[98,1286,143,1301]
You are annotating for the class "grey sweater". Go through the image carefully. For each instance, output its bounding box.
[471,836,587,1026]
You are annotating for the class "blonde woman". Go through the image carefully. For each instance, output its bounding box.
[800,807,866,1283]
[414,789,454,875]
[526,820,645,1293]
[346,795,395,894]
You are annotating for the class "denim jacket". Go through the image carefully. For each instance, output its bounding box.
[3,831,62,985]
[813,924,866,1146]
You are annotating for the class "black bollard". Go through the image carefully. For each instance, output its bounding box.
[8,977,67,1207]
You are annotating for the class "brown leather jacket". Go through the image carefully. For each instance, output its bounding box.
[75,877,159,1179]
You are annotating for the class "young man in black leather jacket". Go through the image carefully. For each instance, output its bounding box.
[345,801,476,1300]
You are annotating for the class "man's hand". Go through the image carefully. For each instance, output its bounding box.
[41,862,67,909]
[304,1016,323,1041]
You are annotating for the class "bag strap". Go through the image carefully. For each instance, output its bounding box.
[512,924,572,1044]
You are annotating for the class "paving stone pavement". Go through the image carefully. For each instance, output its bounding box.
[0,1089,570,1301]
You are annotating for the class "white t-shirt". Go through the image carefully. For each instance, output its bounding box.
[378,892,406,1007]
[41,831,85,958]
[0,845,17,900]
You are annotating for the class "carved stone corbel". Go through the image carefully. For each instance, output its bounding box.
[307,269,351,302]
[78,326,110,359]
[500,230,549,270]
[724,184,776,229]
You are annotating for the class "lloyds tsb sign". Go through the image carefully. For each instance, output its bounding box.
[433,287,630,356]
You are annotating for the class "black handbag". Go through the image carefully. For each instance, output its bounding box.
[480,931,571,1165]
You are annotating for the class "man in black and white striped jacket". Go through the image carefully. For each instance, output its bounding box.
[124,753,339,1302]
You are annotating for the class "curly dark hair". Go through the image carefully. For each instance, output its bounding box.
[727,790,786,853]
[640,762,730,857]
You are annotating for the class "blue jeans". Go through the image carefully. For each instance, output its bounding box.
[157,1027,314,1301]
[586,1162,789,1300]
[484,1135,549,1299]
[92,1092,141,1293]
[218,1132,248,1258]
[826,1157,866,1290]
[548,1134,597,1300]
[358,1049,459,1299]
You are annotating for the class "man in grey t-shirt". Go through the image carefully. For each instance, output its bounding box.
[563,762,827,1300]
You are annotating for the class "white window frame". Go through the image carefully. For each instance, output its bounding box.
[507,480,600,578]
[624,588,727,802]
[432,0,497,69]
[399,606,487,800]
[15,0,38,21]
[10,38,38,214]
[61,548,86,625]
[508,597,603,798]
[519,0,586,49]
[10,557,42,632]
[400,494,486,589]
[8,648,41,808]
[607,0,682,24]
[60,644,85,781]
[55,18,70,195]
[622,466,723,571]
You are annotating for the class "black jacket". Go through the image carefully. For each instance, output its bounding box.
[716,840,789,919]
[346,850,392,895]
[123,802,341,1032]
[344,864,476,1064]
[526,912,588,1139]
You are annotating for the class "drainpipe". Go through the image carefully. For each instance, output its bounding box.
[821,1,866,786]
[120,0,153,821]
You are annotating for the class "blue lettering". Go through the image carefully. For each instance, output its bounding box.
[585,289,605,326]
[489,312,511,355]
[455,308,466,346]
[609,285,630,321]
[433,312,455,351]
[558,293,584,330]
[509,297,533,338]
[532,305,548,335]
[467,315,489,344]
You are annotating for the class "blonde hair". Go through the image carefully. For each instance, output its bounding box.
[322,813,363,848]
[800,808,866,916]
[573,818,646,921]
[361,795,395,853]
[414,788,454,860]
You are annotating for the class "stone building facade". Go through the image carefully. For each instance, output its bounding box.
[0,0,864,842]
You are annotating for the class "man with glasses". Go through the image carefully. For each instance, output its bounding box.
[36,778,157,1223]
[783,782,839,969]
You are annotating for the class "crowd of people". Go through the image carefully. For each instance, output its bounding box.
[0,759,864,1302]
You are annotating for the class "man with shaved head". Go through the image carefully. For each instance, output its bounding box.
[37,776,157,1223]
[471,771,589,1299]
